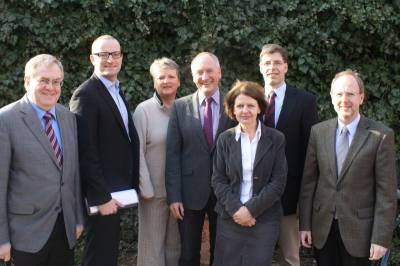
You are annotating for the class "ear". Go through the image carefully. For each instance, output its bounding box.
[89,54,95,65]
[24,76,30,91]
[360,93,365,105]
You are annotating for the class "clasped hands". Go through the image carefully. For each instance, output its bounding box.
[233,206,256,227]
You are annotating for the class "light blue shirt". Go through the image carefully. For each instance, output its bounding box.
[336,113,360,149]
[198,89,220,140]
[265,83,286,127]
[29,101,63,150]
[97,75,130,136]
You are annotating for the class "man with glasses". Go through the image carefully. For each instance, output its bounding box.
[70,35,139,266]
[299,70,397,265]
[0,54,84,266]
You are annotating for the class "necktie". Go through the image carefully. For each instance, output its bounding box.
[336,126,349,175]
[43,111,63,167]
[203,97,213,150]
[264,91,276,127]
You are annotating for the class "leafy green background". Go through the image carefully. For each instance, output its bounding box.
[1,0,400,264]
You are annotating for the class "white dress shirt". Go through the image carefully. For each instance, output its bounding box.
[265,83,286,127]
[235,122,262,203]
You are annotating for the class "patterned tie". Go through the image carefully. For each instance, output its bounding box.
[264,91,276,127]
[336,126,349,175]
[203,97,214,150]
[43,111,63,167]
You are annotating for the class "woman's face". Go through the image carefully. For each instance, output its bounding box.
[233,93,261,128]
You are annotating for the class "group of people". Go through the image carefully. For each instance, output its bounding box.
[0,34,397,266]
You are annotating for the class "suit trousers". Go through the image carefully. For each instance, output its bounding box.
[11,213,74,266]
[82,211,122,266]
[314,220,371,266]
[178,195,217,266]
[137,197,180,266]
[278,214,300,266]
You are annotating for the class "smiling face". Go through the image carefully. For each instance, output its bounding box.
[331,74,364,124]
[191,54,221,97]
[25,63,63,110]
[90,38,122,82]
[152,67,180,99]
[259,52,288,89]
[233,93,261,129]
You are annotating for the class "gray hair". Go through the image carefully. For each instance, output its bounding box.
[190,52,220,73]
[24,54,64,78]
[331,69,365,94]
[150,57,180,79]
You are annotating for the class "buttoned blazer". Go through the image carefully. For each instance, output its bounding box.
[0,95,84,252]
[165,91,236,210]
[275,85,318,215]
[212,124,287,221]
[69,75,139,206]
[299,116,397,257]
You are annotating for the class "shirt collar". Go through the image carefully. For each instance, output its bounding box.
[97,74,120,92]
[198,89,220,106]
[235,121,262,141]
[337,113,360,137]
[29,98,57,120]
[265,82,286,99]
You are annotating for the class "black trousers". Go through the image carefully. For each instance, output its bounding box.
[178,195,217,266]
[82,211,123,266]
[12,213,74,266]
[314,220,371,266]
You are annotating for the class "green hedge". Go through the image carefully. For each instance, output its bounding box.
[2,0,400,264]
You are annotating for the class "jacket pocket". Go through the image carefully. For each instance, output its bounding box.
[8,202,36,215]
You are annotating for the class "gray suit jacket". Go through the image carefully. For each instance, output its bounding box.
[299,116,397,257]
[0,95,83,252]
[212,124,287,221]
[165,91,236,210]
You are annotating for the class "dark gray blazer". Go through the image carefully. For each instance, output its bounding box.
[299,116,397,257]
[165,91,235,210]
[0,95,84,252]
[212,124,287,221]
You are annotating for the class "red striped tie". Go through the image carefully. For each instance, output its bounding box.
[43,111,63,167]
[265,92,276,127]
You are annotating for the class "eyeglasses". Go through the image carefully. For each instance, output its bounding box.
[35,78,63,88]
[93,51,123,60]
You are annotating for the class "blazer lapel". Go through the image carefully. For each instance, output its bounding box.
[323,119,338,181]
[229,133,243,179]
[253,129,272,169]
[56,106,69,172]
[191,92,210,152]
[93,76,130,140]
[20,96,61,169]
[276,86,296,129]
[338,117,370,183]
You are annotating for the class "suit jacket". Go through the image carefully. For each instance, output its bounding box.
[274,85,318,215]
[165,91,236,210]
[69,75,139,206]
[299,116,397,257]
[212,124,287,221]
[0,95,84,252]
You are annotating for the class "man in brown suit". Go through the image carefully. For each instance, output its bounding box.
[299,70,397,265]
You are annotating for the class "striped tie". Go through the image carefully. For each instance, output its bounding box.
[43,111,63,167]
[264,91,276,127]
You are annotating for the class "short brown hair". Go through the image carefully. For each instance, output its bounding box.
[224,80,266,121]
[331,69,365,94]
[260,43,288,63]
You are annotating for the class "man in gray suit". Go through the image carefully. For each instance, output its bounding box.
[299,70,397,265]
[0,54,84,266]
[166,52,235,266]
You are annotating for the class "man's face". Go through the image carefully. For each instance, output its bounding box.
[25,63,63,111]
[259,52,288,88]
[191,54,221,97]
[90,38,123,82]
[331,75,364,124]
[153,68,180,99]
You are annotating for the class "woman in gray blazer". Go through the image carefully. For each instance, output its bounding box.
[212,80,287,265]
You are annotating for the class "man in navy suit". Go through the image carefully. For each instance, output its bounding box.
[70,35,139,266]
[259,44,318,266]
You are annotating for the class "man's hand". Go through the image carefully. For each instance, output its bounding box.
[169,202,184,220]
[369,243,387,261]
[98,199,124,216]
[233,206,256,227]
[76,224,84,239]
[0,243,11,262]
[300,231,312,248]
